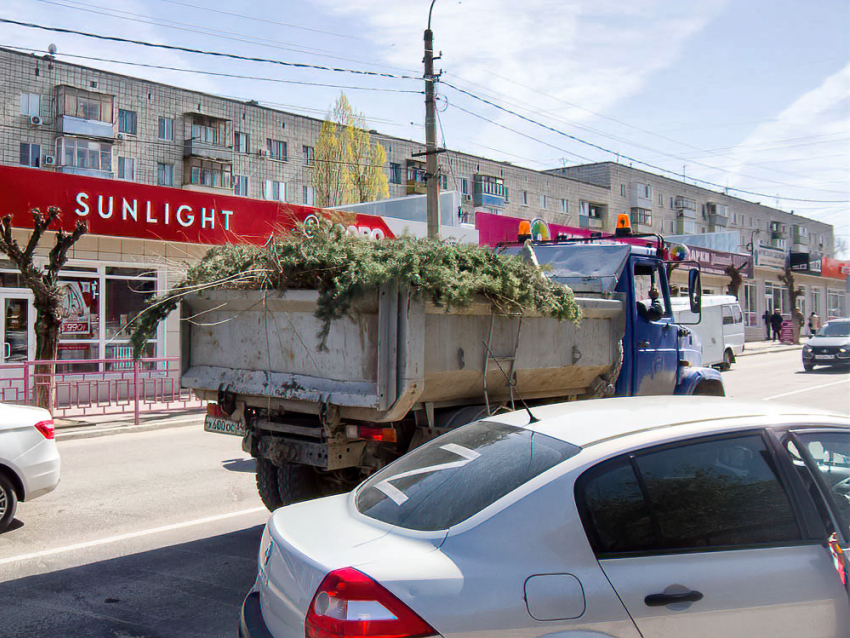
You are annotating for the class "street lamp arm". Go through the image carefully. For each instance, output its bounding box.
[428,0,438,31]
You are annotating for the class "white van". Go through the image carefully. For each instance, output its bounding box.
[672,295,746,370]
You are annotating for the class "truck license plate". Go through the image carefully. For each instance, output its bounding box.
[204,415,246,437]
[815,354,836,360]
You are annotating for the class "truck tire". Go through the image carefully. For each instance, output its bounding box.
[0,472,18,534]
[692,379,725,396]
[255,458,283,511]
[277,463,329,506]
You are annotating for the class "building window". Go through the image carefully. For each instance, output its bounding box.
[540,194,547,209]
[303,185,314,206]
[20,143,41,167]
[117,109,137,135]
[521,190,529,206]
[560,198,568,214]
[630,207,652,225]
[20,93,40,117]
[267,139,287,161]
[620,184,626,197]
[157,117,173,141]
[191,116,227,146]
[234,132,249,154]
[389,163,402,184]
[264,180,285,202]
[157,163,173,186]
[233,175,248,196]
[60,138,112,172]
[658,193,663,206]
[670,197,674,209]
[117,157,135,180]
[642,184,651,198]
[302,145,314,166]
[460,177,469,195]
[439,174,448,189]
[58,86,114,122]
[188,158,231,188]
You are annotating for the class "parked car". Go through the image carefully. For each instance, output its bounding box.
[803,319,850,371]
[671,295,746,370]
[239,396,850,638]
[0,404,61,533]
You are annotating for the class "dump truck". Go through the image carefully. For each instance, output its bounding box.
[182,236,723,509]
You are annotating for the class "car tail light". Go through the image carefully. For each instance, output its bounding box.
[34,419,54,440]
[305,567,436,638]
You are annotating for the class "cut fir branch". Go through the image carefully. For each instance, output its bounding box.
[0,207,88,409]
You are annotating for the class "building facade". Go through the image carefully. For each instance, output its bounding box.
[0,46,846,367]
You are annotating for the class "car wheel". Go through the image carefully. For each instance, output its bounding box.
[255,458,283,511]
[0,472,18,533]
[721,349,734,371]
[803,363,815,372]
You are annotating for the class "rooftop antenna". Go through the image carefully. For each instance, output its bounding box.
[481,338,539,424]
[47,43,57,56]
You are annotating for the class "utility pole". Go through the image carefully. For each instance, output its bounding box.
[424,0,440,239]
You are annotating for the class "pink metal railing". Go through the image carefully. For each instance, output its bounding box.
[0,357,202,423]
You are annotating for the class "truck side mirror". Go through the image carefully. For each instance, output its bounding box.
[689,269,702,314]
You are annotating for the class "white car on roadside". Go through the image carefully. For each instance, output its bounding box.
[240,396,850,638]
[0,404,61,533]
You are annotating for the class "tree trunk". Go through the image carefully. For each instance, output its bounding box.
[33,297,61,411]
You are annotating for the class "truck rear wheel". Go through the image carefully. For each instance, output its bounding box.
[255,458,283,511]
[277,463,326,506]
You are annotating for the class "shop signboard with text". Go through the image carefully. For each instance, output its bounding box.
[790,252,822,275]
[0,165,394,245]
[755,245,787,271]
[822,257,850,281]
[676,245,752,278]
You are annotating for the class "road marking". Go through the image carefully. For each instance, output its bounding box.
[763,378,850,401]
[0,507,268,565]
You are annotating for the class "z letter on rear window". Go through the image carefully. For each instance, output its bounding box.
[375,444,481,505]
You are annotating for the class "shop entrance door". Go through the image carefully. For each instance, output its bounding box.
[0,291,36,385]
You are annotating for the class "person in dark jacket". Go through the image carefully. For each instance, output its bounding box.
[770,308,784,341]
[637,286,664,322]
[762,309,772,339]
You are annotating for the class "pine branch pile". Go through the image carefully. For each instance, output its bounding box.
[130,223,581,356]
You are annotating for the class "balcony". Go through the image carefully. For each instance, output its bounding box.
[184,138,232,163]
[57,115,114,139]
[675,196,697,211]
[579,216,604,230]
[792,243,809,254]
[707,203,728,230]
[771,238,787,250]
[473,174,507,209]
[629,183,652,209]
[58,165,113,179]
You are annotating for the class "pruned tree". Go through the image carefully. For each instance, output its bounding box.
[0,208,88,409]
[312,93,390,207]
[778,265,803,344]
[724,263,746,298]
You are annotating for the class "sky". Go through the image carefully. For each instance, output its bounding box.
[1,0,848,256]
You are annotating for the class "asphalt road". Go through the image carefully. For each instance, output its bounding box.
[0,348,846,637]
[0,426,268,637]
[725,348,850,415]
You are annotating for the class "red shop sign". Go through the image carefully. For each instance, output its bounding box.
[0,165,394,245]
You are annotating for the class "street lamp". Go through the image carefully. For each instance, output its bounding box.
[424,0,440,239]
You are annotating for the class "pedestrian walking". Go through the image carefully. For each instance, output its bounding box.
[762,308,772,340]
[770,308,784,342]
[809,311,820,338]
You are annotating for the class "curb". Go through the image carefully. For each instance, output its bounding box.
[738,345,803,358]
[56,416,204,441]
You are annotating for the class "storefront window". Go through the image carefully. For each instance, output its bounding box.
[105,277,155,340]
[57,343,100,373]
[59,277,100,340]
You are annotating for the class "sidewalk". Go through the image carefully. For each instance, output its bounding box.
[55,408,205,441]
[739,338,805,357]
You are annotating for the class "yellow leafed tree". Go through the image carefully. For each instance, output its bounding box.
[312,93,390,207]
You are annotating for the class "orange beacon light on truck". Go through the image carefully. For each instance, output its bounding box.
[615,213,632,237]
[518,220,532,241]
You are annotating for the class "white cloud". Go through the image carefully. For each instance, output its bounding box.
[723,63,850,256]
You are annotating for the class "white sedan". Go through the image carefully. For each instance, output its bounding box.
[0,403,61,533]
[240,397,850,638]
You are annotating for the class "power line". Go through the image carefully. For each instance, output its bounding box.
[442,81,850,204]
[5,45,423,95]
[31,0,415,74]
[0,18,421,81]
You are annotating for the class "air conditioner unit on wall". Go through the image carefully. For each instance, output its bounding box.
[116,133,125,140]
[43,155,56,166]
[30,115,42,126]
[463,194,472,202]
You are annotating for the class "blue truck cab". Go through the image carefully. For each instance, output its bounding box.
[500,235,724,398]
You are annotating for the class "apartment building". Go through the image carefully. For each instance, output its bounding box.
[552,162,846,332]
[0,45,845,362]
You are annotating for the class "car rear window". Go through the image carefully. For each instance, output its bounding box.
[355,421,580,531]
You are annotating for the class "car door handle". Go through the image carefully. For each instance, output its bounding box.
[644,590,704,607]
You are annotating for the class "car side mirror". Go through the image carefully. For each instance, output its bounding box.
[689,269,702,315]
